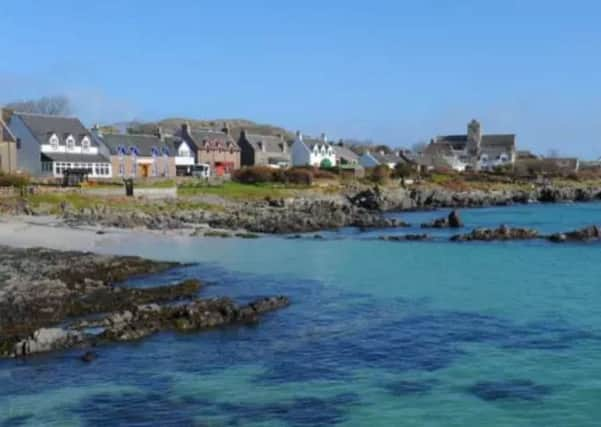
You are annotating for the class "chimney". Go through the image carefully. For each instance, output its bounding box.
[91,123,103,139]
[181,122,190,136]
[295,130,303,142]
[155,126,163,141]
[321,132,328,143]
[222,122,230,135]
[1,108,13,124]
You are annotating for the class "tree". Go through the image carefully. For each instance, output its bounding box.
[5,95,71,116]
[393,162,413,178]
[320,158,333,169]
[370,164,390,184]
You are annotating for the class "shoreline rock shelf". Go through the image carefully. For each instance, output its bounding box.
[0,246,289,358]
[451,225,540,242]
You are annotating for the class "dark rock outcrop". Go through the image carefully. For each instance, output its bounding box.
[421,210,464,229]
[548,225,601,243]
[0,246,289,358]
[448,210,464,228]
[451,225,539,242]
[97,296,290,343]
[379,234,430,242]
[347,187,384,211]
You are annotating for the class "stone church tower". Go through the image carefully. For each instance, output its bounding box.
[466,119,482,169]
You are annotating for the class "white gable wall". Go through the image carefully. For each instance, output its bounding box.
[175,140,195,166]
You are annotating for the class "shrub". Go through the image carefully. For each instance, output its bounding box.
[369,165,390,184]
[320,158,333,169]
[0,173,30,188]
[284,168,313,186]
[232,166,276,184]
[391,162,413,179]
[232,166,314,186]
[313,167,337,180]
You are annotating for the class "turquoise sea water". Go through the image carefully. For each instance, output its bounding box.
[1,203,601,426]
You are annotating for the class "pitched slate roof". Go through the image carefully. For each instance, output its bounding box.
[302,137,332,149]
[101,134,172,157]
[332,145,359,162]
[481,134,516,149]
[434,133,516,152]
[423,142,455,157]
[243,133,287,154]
[188,129,239,151]
[14,112,96,146]
[434,135,468,150]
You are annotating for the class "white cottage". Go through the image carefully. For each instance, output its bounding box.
[291,131,336,167]
[171,137,196,176]
[8,112,112,178]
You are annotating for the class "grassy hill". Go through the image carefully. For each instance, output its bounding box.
[122,118,295,141]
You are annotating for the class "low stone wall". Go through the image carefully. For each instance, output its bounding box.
[84,186,177,199]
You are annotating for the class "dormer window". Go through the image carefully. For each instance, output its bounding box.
[49,134,59,150]
[66,135,75,151]
[81,136,91,152]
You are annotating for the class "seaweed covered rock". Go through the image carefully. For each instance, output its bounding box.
[451,225,539,242]
[548,225,601,243]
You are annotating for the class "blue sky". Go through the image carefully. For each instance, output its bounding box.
[1,0,600,158]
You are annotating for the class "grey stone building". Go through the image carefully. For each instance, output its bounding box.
[237,130,290,168]
[0,110,17,173]
[424,119,516,171]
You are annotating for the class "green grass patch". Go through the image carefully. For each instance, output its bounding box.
[178,181,301,200]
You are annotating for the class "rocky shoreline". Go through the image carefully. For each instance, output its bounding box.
[348,185,601,212]
[63,185,601,234]
[378,225,601,244]
[4,183,601,235]
[0,246,289,358]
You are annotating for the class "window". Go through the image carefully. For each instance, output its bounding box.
[66,135,75,151]
[49,134,59,150]
[119,159,125,177]
[82,137,91,152]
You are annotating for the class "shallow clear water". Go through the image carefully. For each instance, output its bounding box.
[2,203,601,426]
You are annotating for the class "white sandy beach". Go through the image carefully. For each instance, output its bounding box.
[0,215,192,253]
